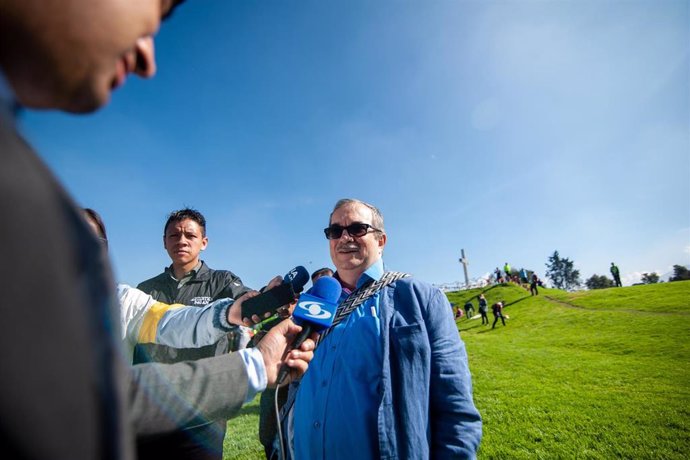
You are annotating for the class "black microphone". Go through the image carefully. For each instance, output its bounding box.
[276,276,342,385]
[241,266,309,320]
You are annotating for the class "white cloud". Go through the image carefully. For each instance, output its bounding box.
[622,270,659,286]
[623,265,683,285]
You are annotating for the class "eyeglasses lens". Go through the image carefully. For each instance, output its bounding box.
[325,223,370,239]
[347,223,368,237]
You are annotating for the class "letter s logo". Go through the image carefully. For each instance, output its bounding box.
[297,300,332,320]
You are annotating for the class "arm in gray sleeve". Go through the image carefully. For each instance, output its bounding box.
[129,352,250,435]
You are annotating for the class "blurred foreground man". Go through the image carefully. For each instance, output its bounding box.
[285,199,482,459]
[0,1,314,459]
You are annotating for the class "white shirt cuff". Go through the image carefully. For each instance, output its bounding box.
[238,347,267,403]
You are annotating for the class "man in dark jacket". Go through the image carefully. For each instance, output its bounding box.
[610,262,623,287]
[136,207,254,460]
[492,301,506,329]
[136,208,251,362]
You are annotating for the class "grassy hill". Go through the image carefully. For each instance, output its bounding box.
[224,280,690,459]
[450,280,690,459]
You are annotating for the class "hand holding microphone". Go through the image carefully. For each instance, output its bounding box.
[275,276,342,385]
[256,318,316,387]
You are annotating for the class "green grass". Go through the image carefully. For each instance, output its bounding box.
[223,281,690,459]
[224,396,263,459]
[458,281,690,459]
[542,279,690,313]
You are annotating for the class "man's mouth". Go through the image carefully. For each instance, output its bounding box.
[338,245,359,254]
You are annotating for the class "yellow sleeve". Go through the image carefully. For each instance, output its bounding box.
[137,302,185,344]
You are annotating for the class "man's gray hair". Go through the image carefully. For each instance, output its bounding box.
[330,198,385,232]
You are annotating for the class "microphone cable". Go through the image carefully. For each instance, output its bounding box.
[275,380,290,460]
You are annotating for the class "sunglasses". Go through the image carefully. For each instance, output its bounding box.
[324,222,381,240]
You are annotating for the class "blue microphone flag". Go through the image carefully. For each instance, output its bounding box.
[293,276,341,332]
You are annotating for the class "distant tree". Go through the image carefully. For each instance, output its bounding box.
[669,265,690,282]
[545,251,581,291]
[641,272,660,284]
[585,274,613,290]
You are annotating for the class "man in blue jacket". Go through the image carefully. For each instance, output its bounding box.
[291,198,482,459]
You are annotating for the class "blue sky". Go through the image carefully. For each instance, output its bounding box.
[20,0,689,289]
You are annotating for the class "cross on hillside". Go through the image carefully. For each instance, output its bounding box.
[459,249,470,287]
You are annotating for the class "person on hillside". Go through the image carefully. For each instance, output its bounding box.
[464,300,475,319]
[610,262,622,287]
[478,294,489,325]
[492,301,506,329]
[519,268,528,284]
[495,267,503,283]
[504,262,512,280]
[454,303,464,320]
[530,273,540,296]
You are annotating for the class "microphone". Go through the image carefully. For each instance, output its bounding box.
[241,266,309,320]
[283,266,310,289]
[276,276,342,385]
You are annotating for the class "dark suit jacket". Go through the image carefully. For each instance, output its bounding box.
[0,117,249,459]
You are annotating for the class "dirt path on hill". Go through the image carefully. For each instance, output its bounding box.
[543,295,690,316]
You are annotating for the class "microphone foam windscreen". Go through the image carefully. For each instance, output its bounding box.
[285,266,309,292]
[308,276,342,304]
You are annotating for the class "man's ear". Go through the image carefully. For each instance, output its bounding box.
[201,236,209,250]
[377,232,387,253]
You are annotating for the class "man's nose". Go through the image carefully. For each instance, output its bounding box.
[338,229,354,241]
[134,36,157,78]
[172,235,189,245]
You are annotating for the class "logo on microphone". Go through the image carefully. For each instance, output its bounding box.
[297,300,333,320]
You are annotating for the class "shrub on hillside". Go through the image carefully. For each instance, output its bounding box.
[641,272,660,284]
[669,265,690,282]
[545,250,581,291]
[585,274,614,290]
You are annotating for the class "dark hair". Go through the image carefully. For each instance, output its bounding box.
[83,208,108,247]
[311,267,334,281]
[164,208,206,236]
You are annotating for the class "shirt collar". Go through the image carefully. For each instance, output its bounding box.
[166,260,203,281]
[357,258,385,288]
[334,258,385,295]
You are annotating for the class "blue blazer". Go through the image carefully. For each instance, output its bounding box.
[378,277,482,459]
